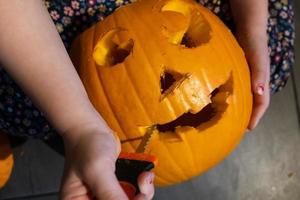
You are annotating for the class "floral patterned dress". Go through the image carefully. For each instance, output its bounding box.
[0,0,295,139]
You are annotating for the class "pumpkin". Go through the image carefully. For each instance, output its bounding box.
[70,0,252,186]
[0,134,13,188]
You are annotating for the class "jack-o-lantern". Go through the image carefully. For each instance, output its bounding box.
[70,0,252,186]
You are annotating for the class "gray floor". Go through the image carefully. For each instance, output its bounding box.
[1,3,300,200]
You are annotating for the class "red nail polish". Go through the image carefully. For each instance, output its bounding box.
[149,179,154,184]
[256,84,264,95]
[148,174,154,184]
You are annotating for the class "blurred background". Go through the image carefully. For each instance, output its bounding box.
[0,1,299,200]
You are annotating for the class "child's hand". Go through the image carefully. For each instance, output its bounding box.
[235,28,270,131]
[0,2,154,199]
[60,126,155,200]
[229,0,270,130]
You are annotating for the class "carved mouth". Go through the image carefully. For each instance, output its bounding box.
[157,100,216,133]
[156,81,229,133]
[121,74,232,144]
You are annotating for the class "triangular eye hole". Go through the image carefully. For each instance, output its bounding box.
[160,69,188,97]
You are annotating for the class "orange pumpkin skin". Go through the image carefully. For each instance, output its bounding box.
[0,134,14,188]
[70,0,252,186]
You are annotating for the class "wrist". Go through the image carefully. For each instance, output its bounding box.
[60,114,114,143]
[61,120,119,157]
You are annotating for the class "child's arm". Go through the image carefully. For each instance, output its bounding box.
[0,1,154,199]
[0,0,105,134]
[229,0,270,130]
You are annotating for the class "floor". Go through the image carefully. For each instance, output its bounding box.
[1,2,300,200]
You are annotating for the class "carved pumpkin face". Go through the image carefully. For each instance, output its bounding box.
[70,0,252,186]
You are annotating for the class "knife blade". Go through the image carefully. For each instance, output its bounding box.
[136,125,156,153]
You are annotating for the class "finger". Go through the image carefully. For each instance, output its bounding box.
[135,172,155,200]
[248,86,270,130]
[60,165,91,200]
[248,46,270,95]
[250,68,269,97]
[83,165,129,200]
[113,133,122,155]
[71,195,92,200]
[133,193,148,200]
[246,43,270,130]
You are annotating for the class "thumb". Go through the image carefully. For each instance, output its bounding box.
[236,30,270,93]
[248,47,269,95]
[133,172,155,200]
[60,165,91,200]
[84,166,129,200]
[247,43,270,130]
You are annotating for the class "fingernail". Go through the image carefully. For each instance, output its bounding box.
[256,84,264,95]
[147,173,154,184]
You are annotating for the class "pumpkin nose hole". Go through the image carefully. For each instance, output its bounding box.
[160,69,188,99]
[93,28,134,66]
[161,0,211,48]
[160,71,176,94]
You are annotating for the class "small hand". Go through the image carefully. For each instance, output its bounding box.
[236,29,270,130]
[60,126,155,200]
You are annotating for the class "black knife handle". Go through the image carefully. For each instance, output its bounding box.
[116,152,157,199]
